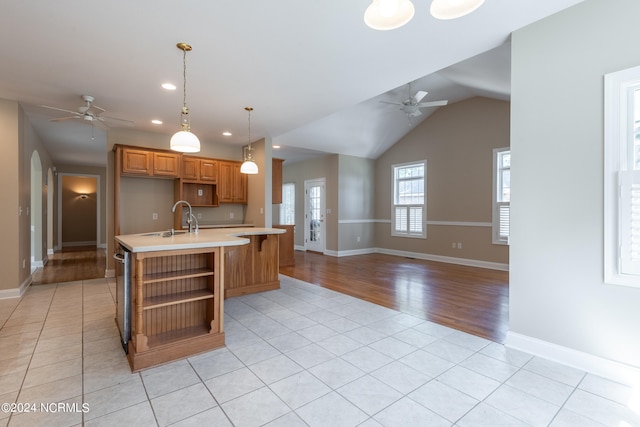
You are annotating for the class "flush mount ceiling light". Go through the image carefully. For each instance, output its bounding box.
[364,0,415,30]
[170,42,200,153]
[430,0,485,20]
[240,107,259,175]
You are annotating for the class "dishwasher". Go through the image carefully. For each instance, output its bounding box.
[113,244,131,353]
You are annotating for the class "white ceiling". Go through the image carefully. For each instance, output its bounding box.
[1,1,583,166]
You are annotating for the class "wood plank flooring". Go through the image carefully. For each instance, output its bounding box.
[31,246,106,285]
[30,246,509,343]
[280,251,509,343]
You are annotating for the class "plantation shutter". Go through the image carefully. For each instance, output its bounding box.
[497,202,510,242]
[619,170,640,275]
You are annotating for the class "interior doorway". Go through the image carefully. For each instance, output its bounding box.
[304,178,326,253]
[57,174,100,250]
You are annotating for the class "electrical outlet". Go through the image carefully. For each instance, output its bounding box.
[230,212,234,219]
[357,236,361,242]
[457,242,462,249]
[198,189,203,196]
[197,213,202,219]
[152,213,158,220]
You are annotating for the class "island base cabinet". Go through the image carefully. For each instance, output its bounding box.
[225,234,280,298]
[126,248,225,371]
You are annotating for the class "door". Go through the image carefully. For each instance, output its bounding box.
[304,178,325,253]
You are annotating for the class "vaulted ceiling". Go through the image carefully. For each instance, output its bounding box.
[1,1,584,166]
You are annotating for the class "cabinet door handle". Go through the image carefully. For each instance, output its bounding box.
[113,253,125,263]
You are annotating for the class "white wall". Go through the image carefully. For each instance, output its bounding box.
[509,0,640,379]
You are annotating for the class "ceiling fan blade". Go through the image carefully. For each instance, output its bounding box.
[90,104,106,113]
[50,116,80,122]
[418,100,448,108]
[413,91,428,103]
[100,115,134,127]
[379,101,402,106]
[39,105,81,116]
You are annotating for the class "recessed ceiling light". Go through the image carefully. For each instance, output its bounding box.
[162,83,177,90]
[222,131,232,136]
[273,145,281,149]
[151,119,163,125]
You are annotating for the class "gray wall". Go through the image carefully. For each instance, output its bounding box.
[509,0,640,370]
[374,97,510,265]
[338,155,376,252]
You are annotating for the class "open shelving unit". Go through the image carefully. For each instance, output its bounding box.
[127,248,225,371]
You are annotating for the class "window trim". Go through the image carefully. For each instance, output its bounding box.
[391,160,426,239]
[604,65,640,288]
[492,147,510,245]
[280,182,295,225]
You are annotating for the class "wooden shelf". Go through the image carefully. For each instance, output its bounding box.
[143,289,213,310]
[146,324,211,348]
[142,268,214,284]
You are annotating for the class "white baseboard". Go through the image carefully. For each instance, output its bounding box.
[505,331,640,386]
[0,276,32,300]
[374,248,508,271]
[295,245,508,271]
[47,248,54,256]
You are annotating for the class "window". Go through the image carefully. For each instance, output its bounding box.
[604,65,640,287]
[493,148,510,244]
[280,183,295,225]
[392,161,426,238]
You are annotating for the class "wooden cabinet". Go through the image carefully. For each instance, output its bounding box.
[219,161,247,204]
[120,147,180,178]
[182,156,219,183]
[127,248,224,371]
[273,224,294,267]
[224,234,280,298]
[272,158,284,204]
[153,152,180,177]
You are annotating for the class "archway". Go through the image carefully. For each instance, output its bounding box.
[30,151,43,272]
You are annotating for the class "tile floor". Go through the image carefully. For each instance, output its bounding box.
[0,275,638,426]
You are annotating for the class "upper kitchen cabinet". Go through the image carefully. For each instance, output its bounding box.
[218,161,247,204]
[120,146,180,179]
[272,158,283,204]
[182,156,219,183]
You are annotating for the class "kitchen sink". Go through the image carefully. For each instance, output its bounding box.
[140,231,187,237]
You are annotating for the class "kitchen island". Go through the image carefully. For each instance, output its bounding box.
[115,227,284,371]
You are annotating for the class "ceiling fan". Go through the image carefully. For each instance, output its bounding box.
[381,84,448,118]
[40,95,133,128]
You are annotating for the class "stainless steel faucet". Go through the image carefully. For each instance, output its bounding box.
[171,200,198,233]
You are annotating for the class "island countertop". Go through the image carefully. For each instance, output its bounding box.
[115,227,285,253]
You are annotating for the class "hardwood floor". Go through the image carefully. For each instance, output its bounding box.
[30,246,508,343]
[280,251,509,343]
[31,246,106,285]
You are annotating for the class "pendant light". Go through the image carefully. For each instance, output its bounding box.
[170,42,200,153]
[240,107,259,175]
[430,0,485,20]
[364,0,415,30]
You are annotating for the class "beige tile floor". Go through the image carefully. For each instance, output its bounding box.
[0,275,638,426]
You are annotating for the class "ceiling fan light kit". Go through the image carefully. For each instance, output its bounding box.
[364,0,415,30]
[240,107,259,175]
[430,0,485,20]
[170,42,201,153]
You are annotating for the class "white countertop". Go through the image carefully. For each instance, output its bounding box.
[115,227,285,253]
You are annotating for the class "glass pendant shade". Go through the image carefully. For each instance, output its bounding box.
[364,0,415,30]
[240,159,259,174]
[430,0,485,20]
[170,42,200,153]
[170,130,200,153]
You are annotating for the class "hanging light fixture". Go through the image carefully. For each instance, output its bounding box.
[170,42,200,153]
[240,107,259,175]
[430,0,485,20]
[364,0,415,30]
